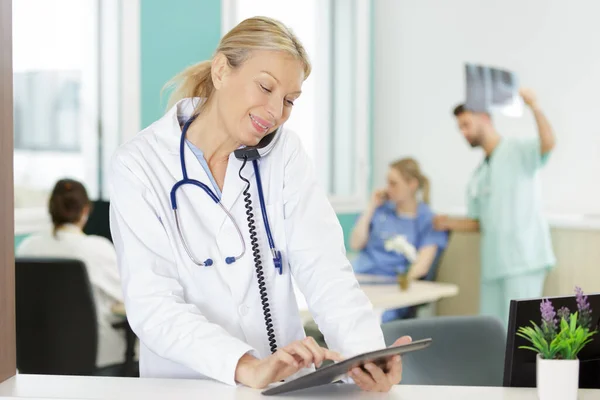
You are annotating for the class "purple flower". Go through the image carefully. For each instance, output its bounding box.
[557,306,571,321]
[575,286,593,329]
[540,298,557,338]
[575,287,590,312]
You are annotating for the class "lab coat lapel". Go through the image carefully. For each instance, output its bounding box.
[157,107,225,266]
[159,99,258,304]
[220,154,255,217]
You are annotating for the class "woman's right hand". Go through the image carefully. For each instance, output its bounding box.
[370,189,388,209]
[234,337,344,389]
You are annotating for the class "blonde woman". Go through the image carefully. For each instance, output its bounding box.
[109,17,409,391]
[350,158,449,321]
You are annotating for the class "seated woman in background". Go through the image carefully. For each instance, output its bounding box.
[16,179,125,369]
[350,158,449,322]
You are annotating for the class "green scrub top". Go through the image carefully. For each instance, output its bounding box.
[467,137,556,281]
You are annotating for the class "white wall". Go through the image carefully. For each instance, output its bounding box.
[373,0,600,218]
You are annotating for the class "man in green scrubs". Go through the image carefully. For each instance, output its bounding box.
[434,88,556,327]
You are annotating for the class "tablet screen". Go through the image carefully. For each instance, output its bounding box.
[262,338,432,396]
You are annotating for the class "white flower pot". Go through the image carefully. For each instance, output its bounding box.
[536,354,579,400]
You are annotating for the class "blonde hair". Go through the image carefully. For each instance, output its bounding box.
[390,158,431,204]
[164,16,311,114]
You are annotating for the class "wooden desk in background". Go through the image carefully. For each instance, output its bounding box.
[295,274,459,323]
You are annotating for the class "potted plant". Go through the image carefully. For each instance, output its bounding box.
[517,287,597,400]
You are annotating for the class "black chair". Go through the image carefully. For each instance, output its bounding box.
[83,200,112,242]
[381,315,507,386]
[15,257,127,376]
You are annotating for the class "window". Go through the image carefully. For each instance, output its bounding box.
[13,71,82,152]
[13,0,97,214]
[12,0,138,233]
[222,0,371,212]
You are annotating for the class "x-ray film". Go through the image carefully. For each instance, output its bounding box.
[465,63,523,117]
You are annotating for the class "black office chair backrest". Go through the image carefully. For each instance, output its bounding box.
[83,200,112,242]
[15,257,98,375]
[381,315,506,386]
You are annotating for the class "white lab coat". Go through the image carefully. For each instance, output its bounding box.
[108,98,385,386]
[16,224,126,368]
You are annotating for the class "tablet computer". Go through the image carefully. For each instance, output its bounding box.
[261,338,432,396]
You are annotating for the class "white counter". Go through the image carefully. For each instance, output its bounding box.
[0,375,599,400]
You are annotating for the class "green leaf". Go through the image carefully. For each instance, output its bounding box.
[517,314,598,360]
[570,313,577,333]
[519,345,541,353]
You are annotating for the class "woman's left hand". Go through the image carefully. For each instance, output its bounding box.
[348,336,412,392]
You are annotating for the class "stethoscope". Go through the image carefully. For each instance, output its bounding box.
[169,114,282,274]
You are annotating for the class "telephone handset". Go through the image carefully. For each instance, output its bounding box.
[234,127,282,161]
[235,126,283,354]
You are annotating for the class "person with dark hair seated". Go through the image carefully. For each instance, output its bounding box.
[17,178,126,369]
